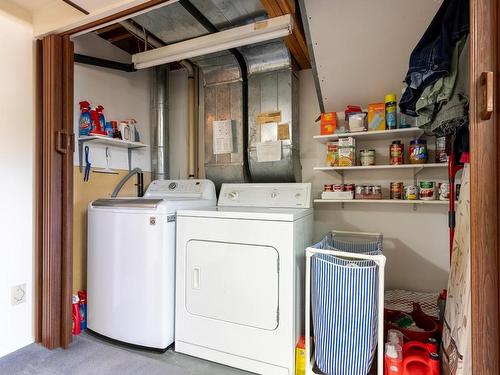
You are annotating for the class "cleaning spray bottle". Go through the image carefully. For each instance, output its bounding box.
[78,101,92,136]
[89,107,106,136]
[97,105,106,131]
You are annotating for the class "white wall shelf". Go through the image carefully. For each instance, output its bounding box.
[314,199,451,205]
[78,136,149,172]
[314,163,447,172]
[313,127,424,143]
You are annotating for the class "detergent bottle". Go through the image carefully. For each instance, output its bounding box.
[90,107,106,136]
[79,101,92,136]
[97,105,106,130]
[385,343,403,374]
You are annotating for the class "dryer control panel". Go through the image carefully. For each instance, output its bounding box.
[218,183,312,208]
[144,179,216,199]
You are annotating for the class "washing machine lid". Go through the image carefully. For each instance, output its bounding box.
[177,206,312,222]
[90,197,216,214]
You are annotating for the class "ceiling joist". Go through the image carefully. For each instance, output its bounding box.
[260,0,310,69]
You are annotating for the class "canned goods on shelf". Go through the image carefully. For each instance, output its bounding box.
[360,149,376,166]
[409,139,428,164]
[404,185,419,200]
[324,184,334,192]
[390,182,404,200]
[419,181,436,200]
[439,182,450,201]
[389,140,404,165]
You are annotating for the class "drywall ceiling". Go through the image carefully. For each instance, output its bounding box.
[301,0,444,112]
[7,0,57,13]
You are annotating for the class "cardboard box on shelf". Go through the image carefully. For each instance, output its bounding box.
[317,112,337,135]
[368,103,386,131]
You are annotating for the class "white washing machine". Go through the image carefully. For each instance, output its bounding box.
[175,183,313,374]
[87,179,216,351]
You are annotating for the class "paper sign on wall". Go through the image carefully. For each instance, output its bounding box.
[256,111,282,125]
[277,123,290,140]
[256,141,282,162]
[213,120,233,155]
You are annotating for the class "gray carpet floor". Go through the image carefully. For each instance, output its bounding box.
[0,332,251,375]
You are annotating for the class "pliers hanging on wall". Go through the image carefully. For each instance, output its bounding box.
[84,146,91,182]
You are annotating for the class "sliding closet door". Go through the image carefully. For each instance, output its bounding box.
[35,35,74,349]
[470,0,499,372]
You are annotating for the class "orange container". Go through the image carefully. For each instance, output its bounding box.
[319,112,337,135]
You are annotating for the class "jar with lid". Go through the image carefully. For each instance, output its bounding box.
[409,139,428,164]
[360,149,376,166]
[389,141,404,165]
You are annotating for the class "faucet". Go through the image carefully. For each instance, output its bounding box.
[111,167,144,198]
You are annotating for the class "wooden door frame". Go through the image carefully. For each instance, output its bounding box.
[470,0,500,373]
[36,1,500,369]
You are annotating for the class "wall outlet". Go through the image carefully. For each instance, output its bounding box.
[11,283,26,306]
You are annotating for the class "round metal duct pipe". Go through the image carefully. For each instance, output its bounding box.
[150,65,169,180]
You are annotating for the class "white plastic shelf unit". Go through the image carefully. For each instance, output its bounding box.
[314,199,451,205]
[78,136,148,172]
[313,127,424,143]
[314,163,447,175]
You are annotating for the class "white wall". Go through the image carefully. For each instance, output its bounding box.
[74,33,151,172]
[0,5,34,357]
[299,0,450,292]
[73,32,190,179]
[304,0,444,111]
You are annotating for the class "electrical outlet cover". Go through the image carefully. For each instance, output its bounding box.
[11,283,26,305]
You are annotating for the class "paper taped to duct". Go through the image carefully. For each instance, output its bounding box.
[213,119,233,154]
[256,141,282,162]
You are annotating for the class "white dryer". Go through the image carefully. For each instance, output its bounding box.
[175,183,313,374]
[87,179,216,351]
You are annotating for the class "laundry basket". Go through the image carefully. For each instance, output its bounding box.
[305,231,386,375]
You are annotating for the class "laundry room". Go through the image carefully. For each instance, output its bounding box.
[0,0,494,374]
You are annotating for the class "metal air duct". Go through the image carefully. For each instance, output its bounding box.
[150,65,169,180]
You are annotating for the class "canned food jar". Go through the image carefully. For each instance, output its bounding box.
[390,141,404,165]
[439,182,450,200]
[324,184,334,192]
[409,139,428,164]
[344,184,355,192]
[404,185,419,200]
[435,136,450,163]
[419,181,436,200]
[390,182,404,200]
[355,185,364,198]
[360,149,376,166]
[332,184,343,192]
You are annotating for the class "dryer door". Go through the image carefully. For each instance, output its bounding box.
[185,240,279,330]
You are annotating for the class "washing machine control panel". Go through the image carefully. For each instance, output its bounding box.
[144,179,216,199]
[219,183,312,208]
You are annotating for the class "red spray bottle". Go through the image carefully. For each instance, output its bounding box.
[89,106,107,136]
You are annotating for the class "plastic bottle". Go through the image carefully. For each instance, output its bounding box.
[78,290,87,330]
[385,343,403,374]
[385,93,398,129]
[96,105,106,131]
[79,101,92,136]
[72,294,81,335]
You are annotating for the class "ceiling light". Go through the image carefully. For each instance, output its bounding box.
[132,14,293,69]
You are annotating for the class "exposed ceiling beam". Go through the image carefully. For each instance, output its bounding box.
[62,0,90,15]
[260,0,310,69]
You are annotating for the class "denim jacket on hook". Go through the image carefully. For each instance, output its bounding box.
[399,0,469,116]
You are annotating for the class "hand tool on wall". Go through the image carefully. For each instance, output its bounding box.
[84,146,91,182]
[94,147,119,174]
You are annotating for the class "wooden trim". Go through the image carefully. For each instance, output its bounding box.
[470,0,499,373]
[60,0,170,37]
[260,0,310,69]
[62,0,89,15]
[60,35,74,348]
[41,35,63,349]
[34,39,44,344]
